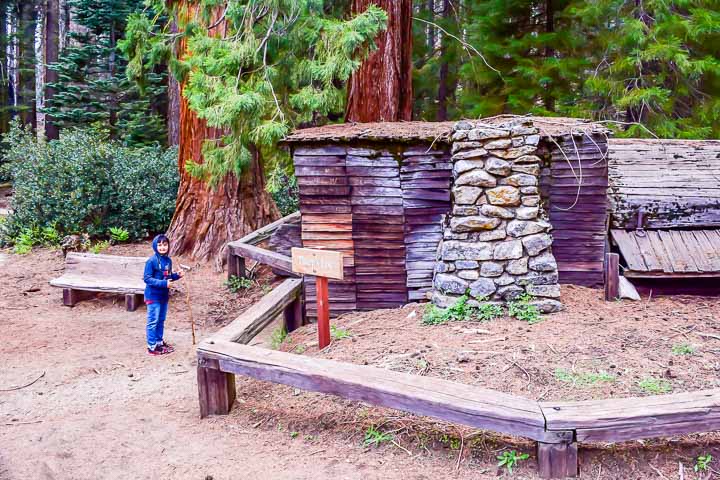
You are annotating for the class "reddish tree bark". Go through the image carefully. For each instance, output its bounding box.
[44,0,60,140]
[345,0,413,122]
[166,2,278,261]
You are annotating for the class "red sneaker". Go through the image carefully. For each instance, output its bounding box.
[158,342,175,353]
[147,346,170,356]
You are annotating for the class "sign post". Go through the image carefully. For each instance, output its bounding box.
[291,247,344,350]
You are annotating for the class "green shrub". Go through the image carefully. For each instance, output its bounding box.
[109,226,130,243]
[266,167,299,217]
[224,275,254,293]
[0,121,177,243]
[11,225,61,254]
[422,294,504,325]
[508,293,542,324]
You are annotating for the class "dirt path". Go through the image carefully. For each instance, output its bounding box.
[2,246,719,480]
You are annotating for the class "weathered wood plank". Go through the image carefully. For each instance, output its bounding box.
[197,358,236,418]
[537,441,578,479]
[228,243,293,274]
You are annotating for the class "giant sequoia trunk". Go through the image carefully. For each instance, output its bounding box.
[166,2,278,261]
[345,0,413,122]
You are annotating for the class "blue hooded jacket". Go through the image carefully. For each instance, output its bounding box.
[143,234,180,303]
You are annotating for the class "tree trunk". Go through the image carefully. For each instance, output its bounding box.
[167,20,180,146]
[17,0,36,127]
[345,0,413,122]
[166,1,278,262]
[44,0,59,140]
[436,0,450,121]
[543,0,555,112]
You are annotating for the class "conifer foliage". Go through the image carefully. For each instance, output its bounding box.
[44,0,167,146]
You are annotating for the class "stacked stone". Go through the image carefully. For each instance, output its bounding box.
[432,119,562,313]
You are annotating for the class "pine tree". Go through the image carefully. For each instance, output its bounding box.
[43,0,167,146]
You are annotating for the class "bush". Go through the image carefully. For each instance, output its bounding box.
[266,166,299,217]
[0,121,178,243]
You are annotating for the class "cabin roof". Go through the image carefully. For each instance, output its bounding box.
[283,115,610,144]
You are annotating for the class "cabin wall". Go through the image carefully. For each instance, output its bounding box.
[543,134,609,287]
[608,139,720,229]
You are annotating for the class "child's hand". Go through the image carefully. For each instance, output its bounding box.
[176,270,185,278]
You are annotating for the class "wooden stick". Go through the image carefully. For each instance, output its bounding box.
[316,276,330,350]
[180,265,196,345]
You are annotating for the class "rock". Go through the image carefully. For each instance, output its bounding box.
[452,141,485,154]
[432,292,456,308]
[453,205,479,215]
[450,215,501,232]
[445,232,469,240]
[456,169,497,188]
[452,130,468,141]
[480,261,504,277]
[497,285,524,300]
[507,220,549,237]
[511,136,525,147]
[506,257,529,275]
[492,145,536,159]
[531,299,563,314]
[520,186,539,195]
[526,284,561,298]
[522,233,553,256]
[512,163,540,175]
[467,127,509,141]
[514,154,542,164]
[456,260,479,269]
[510,124,538,136]
[486,186,521,206]
[494,273,515,286]
[516,206,539,220]
[453,149,488,161]
[457,270,479,280]
[480,204,515,219]
[504,173,538,187]
[485,157,512,176]
[453,186,482,205]
[493,240,523,260]
[442,241,493,261]
[470,228,507,242]
[517,271,559,286]
[528,251,557,272]
[435,262,455,274]
[453,159,484,175]
[469,278,496,299]
[454,120,473,130]
[524,134,541,146]
[522,195,540,207]
[484,138,513,150]
[434,274,468,295]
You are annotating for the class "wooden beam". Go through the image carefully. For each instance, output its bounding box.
[537,441,578,479]
[604,253,619,301]
[197,358,236,418]
[125,294,143,312]
[227,250,246,280]
[197,339,564,443]
[230,211,301,247]
[213,278,303,344]
[228,243,293,275]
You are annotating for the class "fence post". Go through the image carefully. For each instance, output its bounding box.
[604,253,619,301]
[197,356,236,418]
[537,438,578,479]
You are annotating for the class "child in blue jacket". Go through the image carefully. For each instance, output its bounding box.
[143,234,183,355]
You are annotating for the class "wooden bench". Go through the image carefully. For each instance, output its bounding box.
[49,252,146,311]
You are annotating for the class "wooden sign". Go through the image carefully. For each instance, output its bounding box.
[291,247,344,280]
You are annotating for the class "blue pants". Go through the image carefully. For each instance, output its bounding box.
[146,302,168,349]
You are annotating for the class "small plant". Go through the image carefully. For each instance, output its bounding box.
[476,301,503,321]
[89,240,111,254]
[261,283,273,294]
[695,454,712,472]
[672,343,696,356]
[554,368,616,385]
[497,450,529,474]
[440,434,461,450]
[331,325,352,340]
[11,225,61,254]
[508,294,541,324]
[224,275,254,293]
[363,425,394,447]
[270,326,288,349]
[638,377,672,394]
[294,344,307,354]
[109,226,130,243]
[422,293,494,325]
[290,431,299,439]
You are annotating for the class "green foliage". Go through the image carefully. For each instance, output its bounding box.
[497,450,529,474]
[224,275,253,293]
[695,454,713,472]
[638,377,672,394]
[0,121,177,242]
[672,343,697,356]
[330,325,351,340]
[266,165,299,217]
[476,302,504,321]
[122,1,388,186]
[45,0,167,146]
[270,326,288,350]
[508,294,541,324]
[363,426,394,447]
[109,227,130,243]
[11,225,62,255]
[89,240,111,254]
[423,294,504,325]
[554,368,616,386]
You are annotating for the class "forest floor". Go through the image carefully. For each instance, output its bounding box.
[1,243,720,480]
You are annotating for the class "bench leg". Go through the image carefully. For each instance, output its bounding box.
[604,252,619,301]
[283,296,304,333]
[537,440,578,479]
[63,288,78,307]
[125,294,143,312]
[197,357,236,418]
[227,251,246,280]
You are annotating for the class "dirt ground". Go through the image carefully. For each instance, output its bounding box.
[2,244,720,480]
